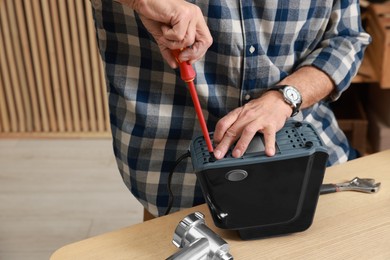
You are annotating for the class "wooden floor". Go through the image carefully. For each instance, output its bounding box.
[0,138,143,260]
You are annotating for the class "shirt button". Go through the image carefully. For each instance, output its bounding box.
[249,45,255,54]
[244,94,251,100]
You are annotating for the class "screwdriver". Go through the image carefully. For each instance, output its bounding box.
[171,49,214,154]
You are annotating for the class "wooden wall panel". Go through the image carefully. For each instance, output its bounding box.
[0,0,110,137]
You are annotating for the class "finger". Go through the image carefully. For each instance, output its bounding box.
[161,21,195,46]
[231,126,257,158]
[179,38,212,63]
[161,25,186,42]
[213,129,238,160]
[158,45,179,68]
[162,3,194,41]
[262,129,276,157]
[181,27,213,62]
[213,108,242,143]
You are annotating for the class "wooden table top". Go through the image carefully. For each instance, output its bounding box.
[51,150,390,259]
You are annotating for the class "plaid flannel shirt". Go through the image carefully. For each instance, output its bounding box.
[91,0,370,216]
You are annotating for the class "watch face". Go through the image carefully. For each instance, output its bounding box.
[284,86,301,104]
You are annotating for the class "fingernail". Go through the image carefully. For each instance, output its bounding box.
[214,149,222,159]
[233,149,242,158]
[267,147,275,156]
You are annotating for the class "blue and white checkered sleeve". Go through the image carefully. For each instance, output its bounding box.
[297,0,371,101]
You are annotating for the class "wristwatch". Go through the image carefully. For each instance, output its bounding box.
[268,85,302,117]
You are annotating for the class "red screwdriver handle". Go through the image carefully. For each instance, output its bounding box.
[171,49,196,82]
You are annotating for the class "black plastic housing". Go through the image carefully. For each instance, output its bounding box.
[190,120,329,240]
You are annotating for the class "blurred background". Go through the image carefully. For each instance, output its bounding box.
[0,1,143,259]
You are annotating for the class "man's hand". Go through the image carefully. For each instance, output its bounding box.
[213,91,292,160]
[115,0,213,68]
[212,66,335,160]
